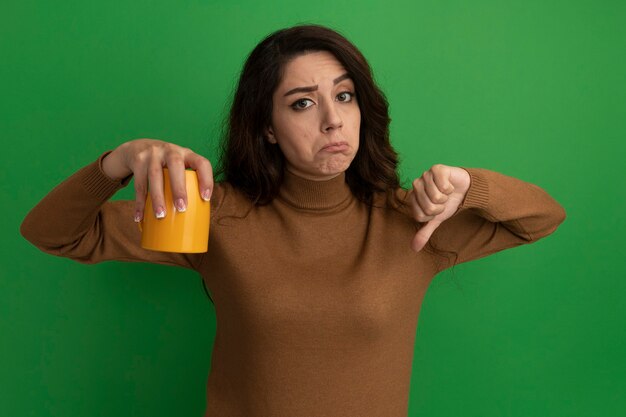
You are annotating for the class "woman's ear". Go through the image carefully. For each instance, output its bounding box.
[264,126,277,144]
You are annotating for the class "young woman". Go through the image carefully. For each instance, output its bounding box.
[21,24,566,417]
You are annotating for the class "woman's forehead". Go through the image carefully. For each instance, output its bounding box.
[280,51,349,87]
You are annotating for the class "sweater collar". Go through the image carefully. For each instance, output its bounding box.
[278,169,353,211]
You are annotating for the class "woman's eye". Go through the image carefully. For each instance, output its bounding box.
[291,99,313,110]
[337,91,355,102]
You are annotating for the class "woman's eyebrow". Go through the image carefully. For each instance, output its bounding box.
[283,73,351,97]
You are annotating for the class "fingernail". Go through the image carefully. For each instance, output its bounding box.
[134,211,142,222]
[202,189,211,202]
[155,207,166,218]
[175,198,186,212]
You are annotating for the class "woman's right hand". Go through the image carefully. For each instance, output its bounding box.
[101,138,214,223]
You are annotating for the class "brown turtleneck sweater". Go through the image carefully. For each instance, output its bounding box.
[20,151,566,417]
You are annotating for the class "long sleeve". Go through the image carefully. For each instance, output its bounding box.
[426,167,566,272]
[20,151,204,271]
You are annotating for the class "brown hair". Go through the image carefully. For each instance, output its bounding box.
[217,24,402,206]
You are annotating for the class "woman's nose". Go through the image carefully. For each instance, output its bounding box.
[321,101,343,132]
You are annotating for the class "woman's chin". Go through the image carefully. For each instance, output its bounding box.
[287,156,353,180]
[316,160,353,179]
[287,165,348,181]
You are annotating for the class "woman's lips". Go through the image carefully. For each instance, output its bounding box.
[321,142,349,152]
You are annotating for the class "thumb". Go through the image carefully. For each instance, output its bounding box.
[411,220,441,253]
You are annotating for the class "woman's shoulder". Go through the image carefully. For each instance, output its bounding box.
[210,181,256,219]
[372,187,410,209]
[370,187,412,213]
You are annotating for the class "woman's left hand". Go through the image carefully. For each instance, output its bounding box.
[409,164,471,253]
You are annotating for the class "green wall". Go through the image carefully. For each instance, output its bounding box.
[2,1,624,416]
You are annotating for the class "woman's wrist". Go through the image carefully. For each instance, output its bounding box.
[101,146,132,181]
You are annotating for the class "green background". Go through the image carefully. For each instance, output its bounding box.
[2,1,625,416]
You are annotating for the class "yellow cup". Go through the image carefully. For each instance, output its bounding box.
[138,168,210,253]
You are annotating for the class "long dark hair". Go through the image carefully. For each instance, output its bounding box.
[217,24,402,206]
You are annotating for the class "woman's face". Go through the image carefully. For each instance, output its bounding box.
[265,50,361,181]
